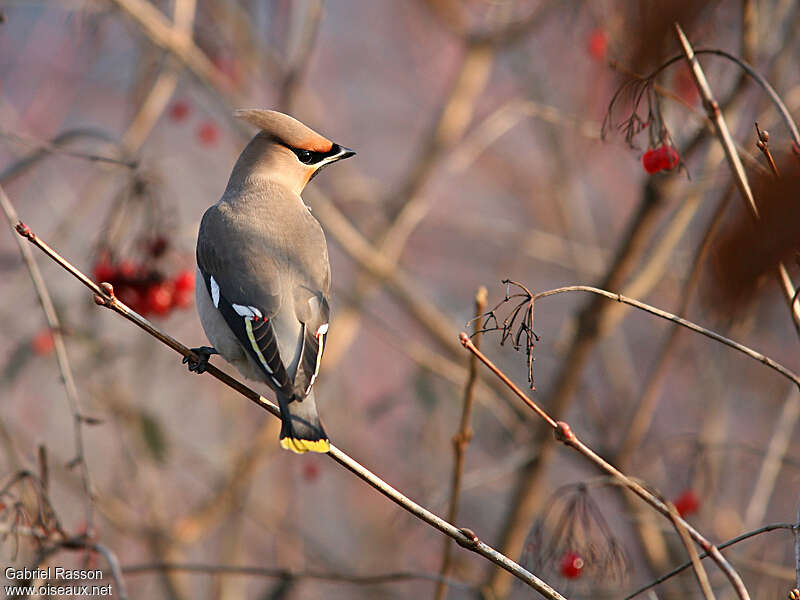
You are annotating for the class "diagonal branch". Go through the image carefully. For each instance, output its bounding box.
[674,23,800,333]
[624,522,794,599]
[13,219,567,600]
[0,185,95,532]
[530,285,798,389]
[460,334,750,600]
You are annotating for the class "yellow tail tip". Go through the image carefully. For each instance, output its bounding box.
[280,437,330,454]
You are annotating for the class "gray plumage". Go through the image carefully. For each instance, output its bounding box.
[191,111,354,453]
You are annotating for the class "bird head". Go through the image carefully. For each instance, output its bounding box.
[232,109,355,194]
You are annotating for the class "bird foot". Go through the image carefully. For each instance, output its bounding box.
[183,346,218,374]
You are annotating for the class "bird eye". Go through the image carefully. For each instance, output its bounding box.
[298,150,313,164]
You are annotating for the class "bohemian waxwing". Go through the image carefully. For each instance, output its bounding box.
[185,109,354,454]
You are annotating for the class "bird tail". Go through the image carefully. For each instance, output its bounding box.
[277,390,329,454]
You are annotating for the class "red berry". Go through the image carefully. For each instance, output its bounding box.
[92,260,115,283]
[661,145,680,170]
[169,100,191,122]
[173,270,194,293]
[587,29,607,62]
[197,121,219,145]
[642,148,662,174]
[173,289,194,309]
[559,551,584,579]
[145,282,175,316]
[673,489,700,517]
[115,285,145,314]
[302,460,320,482]
[118,260,139,281]
[32,329,54,356]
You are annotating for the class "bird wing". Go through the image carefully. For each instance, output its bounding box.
[292,288,330,396]
[196,199,331,398]
[196,204,294,394]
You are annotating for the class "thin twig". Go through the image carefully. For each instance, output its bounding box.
[531,285,799,390]
[796,494,800,591]
[754,122,779,176]
[674,23,800,334]
[624,523,794,599]
[121,0,197,153]
[0,525,128,600]
[460,334,750,599]
[0,129,130,184]
[435,286,487,600]
[0,185,95,532]
[90,543,129,600]
[14,223,567,600]
[0,128,136,169]
[668,503,715,600]
[122,562,476,589]
[743,387,800,529]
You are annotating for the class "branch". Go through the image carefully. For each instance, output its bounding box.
[531,285,799,390]
[0,129,132,184]
[668,502,715,600]
[0,524,129,600]
[122,562,475,590]
[0,185,95,532]
[624,523,794,599]
[460,334,750,599]
[13,220,567,600]
[435,287,487,600]
[0,128,136,169]
[674,24,800,333]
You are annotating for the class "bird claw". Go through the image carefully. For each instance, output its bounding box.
[183,346,218,374]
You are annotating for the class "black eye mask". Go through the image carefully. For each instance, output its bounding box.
[286,143,344,166]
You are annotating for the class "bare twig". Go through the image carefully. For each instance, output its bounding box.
[122,562,475,590]
[796,495,800,591]
[0,129,131,184]
[108,0,243,109]
[0,128,136,169]
[488,179,679,598]
[121,0,197,152]
[743,387,800,529]
[14,223,567,600]
[90,543,129,600]
[530,285,799,390]
[435,286,487,600]
[754,122,779,176]
[0,185,95,532]
[674,23,800,333]
[668,502,715,600]
[460,334,750,599]
[674,25,756,215]
[624,522,794,599]
[0,524,128,600]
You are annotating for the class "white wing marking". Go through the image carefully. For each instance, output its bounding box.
[210,275,220,308]
[232,303,263,319]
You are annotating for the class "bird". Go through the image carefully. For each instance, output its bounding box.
[184,109,354,454]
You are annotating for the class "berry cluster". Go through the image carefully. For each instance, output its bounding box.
[641,144,680,174]
[168,99,219,146]
[93,259,194,317]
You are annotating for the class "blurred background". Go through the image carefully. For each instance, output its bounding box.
[1,1,799,598]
